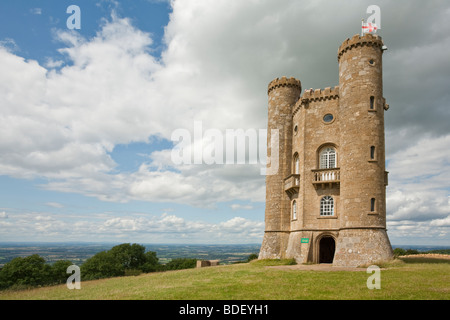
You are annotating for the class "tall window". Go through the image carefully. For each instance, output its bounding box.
[370,198,376,212]
[292,200,297,220]
[294,154,300,174]
[320,196,334,216]
[370,146,376,160]
[370,96,375,110]
[320,147,336,169]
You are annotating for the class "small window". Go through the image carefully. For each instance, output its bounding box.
[294,125,298,134]
[292,200,297,220]
[323,114,334,123]
[370,96,375,110]
[370,146,376,160]
[370,198,376,212]
[320,196,334,216]
[320,147,337,169]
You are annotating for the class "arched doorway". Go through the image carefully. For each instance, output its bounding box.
[319,236,335,263]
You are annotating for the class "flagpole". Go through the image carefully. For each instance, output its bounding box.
[361,19,364,36]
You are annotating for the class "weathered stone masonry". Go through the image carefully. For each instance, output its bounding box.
[259,34,394,267]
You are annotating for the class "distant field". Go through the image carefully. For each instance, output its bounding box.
[0,243,261,267]
[1,256,449,300]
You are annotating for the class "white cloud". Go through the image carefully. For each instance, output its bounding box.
[231,204,254,211]
[0,211,8,219]
[30,8,42,15]
[44,58,64,69]
[45,202,65,208]
[0,210,263,243]
[386,134,450,221]
[0,38,19,53]
[430,215,450,228]
[386,134,450,244]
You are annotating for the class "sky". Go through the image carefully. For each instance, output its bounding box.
[0,0,449,246]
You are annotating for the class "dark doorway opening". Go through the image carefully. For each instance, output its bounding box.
[319,236,335,263]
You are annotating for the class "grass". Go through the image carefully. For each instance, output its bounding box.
[0,258,449,300]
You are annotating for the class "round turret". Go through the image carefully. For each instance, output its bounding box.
[334,34,393,266]
[259,76,301,259]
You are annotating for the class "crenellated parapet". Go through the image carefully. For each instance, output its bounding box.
[301,86,339,103]
[268,76,302,95]
[292,86,339,116]
[338,34,384,61]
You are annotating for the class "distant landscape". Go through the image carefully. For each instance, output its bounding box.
[0,242,448,268]
[0,242,262,267]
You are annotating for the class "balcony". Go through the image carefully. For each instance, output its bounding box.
[312,168,340,189]
[284,174,300,196]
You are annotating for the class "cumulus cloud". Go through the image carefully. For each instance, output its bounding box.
[0,8,269,207]
[430,215,450,228]
[0,38,19,53]
[0,210,263,243]
[386,134,450,244]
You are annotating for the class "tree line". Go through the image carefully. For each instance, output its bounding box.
[0,243,197,290]
[393,248,450,256]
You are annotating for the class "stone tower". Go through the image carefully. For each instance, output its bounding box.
[259,34,394,267]
[259,77,302,259]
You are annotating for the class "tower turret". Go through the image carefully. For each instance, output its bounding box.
[259,76,301,259]
[333,34,393,266]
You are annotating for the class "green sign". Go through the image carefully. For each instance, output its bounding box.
[301,238,309,244]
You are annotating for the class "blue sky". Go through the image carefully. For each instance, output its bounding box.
[0,0,449,246]
[0,0,170,62]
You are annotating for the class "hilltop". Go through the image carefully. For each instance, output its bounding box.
[0,256,449,301]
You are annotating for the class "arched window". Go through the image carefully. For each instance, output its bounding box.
[320,196,334,216]
[294,154,300,174]
[292,200,297,220]
[320,147,336,169]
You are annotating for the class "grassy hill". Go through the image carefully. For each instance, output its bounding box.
[0,257,449,300]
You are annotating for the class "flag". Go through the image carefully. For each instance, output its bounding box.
[362,20,378,34]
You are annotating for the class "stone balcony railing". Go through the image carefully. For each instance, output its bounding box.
[284,174,300,196]
[312,168,340,189]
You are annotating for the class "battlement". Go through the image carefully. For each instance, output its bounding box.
[292,86,339,116]
[338,34,384,61]
[302,86,339,102]
[268,76,302,95]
